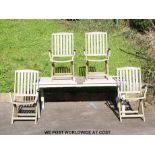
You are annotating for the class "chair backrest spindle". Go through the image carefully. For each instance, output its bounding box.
[52,33,74,57]
[117,67,142,94]
[85,32,107,56]
[14,70,39,100]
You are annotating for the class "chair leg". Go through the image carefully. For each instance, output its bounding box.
[51,62,55,77]
[105,61,109,75]
[86,60,89,79]
[35,105,38,124]
[11,105,18,124]
[37,99,41,119]
[117,100,122,122]
[11,105,15,124]
[138,100,145,122]
[51,63,53,77]
[141,100,145,122]
[138,100,141,112]
[41,88,45,110]
[71,61,74,79]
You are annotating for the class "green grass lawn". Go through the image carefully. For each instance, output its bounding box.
[0,19,145,92]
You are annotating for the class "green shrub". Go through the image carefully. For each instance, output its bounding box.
[143,59,155,83]
[129,19,153,32]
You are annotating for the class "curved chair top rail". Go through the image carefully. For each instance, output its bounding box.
[85,32,108,56]
[15,69,39,73]
[85,32,107,35]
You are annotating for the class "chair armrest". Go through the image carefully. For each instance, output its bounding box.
[48,49,52,60]
[142,85,148,99]
[83,49,86,56]
[34,91,39,103]
[73,49,76,56]
[107,48,111,60]
[9,92,13,103]
[118,92,126,101]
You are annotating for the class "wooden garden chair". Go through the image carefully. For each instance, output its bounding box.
[117,67,147,122]
[49,32,75,79]
[84,32,111,79]
[10,70,39,124]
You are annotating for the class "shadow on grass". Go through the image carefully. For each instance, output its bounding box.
[119,48,149,61]
[55,67,71,73]
[79,66,96,76]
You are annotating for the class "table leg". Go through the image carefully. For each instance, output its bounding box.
[122,105,125,116]
[41,89,45,110]
[37,99,41,119]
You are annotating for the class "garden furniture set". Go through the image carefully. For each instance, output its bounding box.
[9,32,147,124]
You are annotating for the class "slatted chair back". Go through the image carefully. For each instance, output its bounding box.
[117,67,142,94]
[85,32,108,56]
[52,33,74,57]
[14,70,39,102]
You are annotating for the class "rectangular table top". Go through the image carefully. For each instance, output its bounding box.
[39,76,117,88]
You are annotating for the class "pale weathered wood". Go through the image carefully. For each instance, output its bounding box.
[10,70,39,124]
[39,77,117,88]
[117,67,147,122]
[49,33,75,79]
[52,33,74,56]
[84,32,111,78]
[85,32,108,56]
[39,76,117,107]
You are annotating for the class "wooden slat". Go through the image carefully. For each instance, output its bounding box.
[96,34,98,54]
[30,71,33,95]
[60,34,63,55]
[117,67,142,94]
[14,70,39,96]
[93,34,95,54]
[33,72,36,95]
[99,33,102,54]
[24,71,26,96]
[124,69,126,92]
[87,34,89,54]
[120,69,123,92]
[66,34,68,55]
[63,34,66,55]
[14,71,17,100]
[27,71,30,95]
[104,33,107,54]
[128,68,131,92]
[85,32,107,55]
[131,69,133,92]
[139,69,142,92]
[126,68,129,92]
[132,69,135,91]
[136,68,139,92]
[56,34,59,55]
[102,33,105,54]
[90,34,93,54]
[71,33,73,55]
[21,71,23,94]
[52,33,73,56]
[17,71,19,94]
[54,34,56,55]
